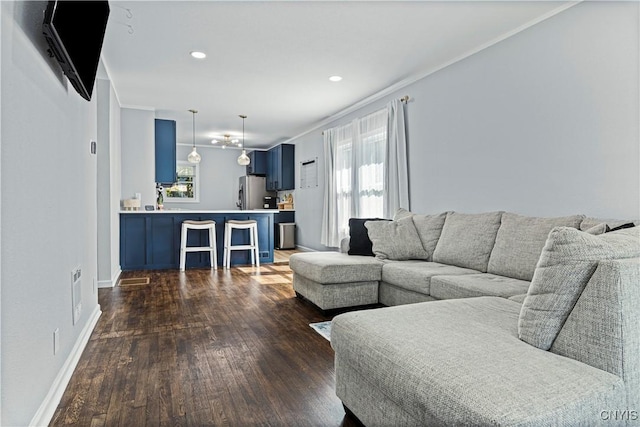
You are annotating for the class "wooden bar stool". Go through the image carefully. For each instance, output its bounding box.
[179,220,217,271]
[223,219,259,268]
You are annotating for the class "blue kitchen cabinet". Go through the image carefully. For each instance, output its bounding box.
[120,212,274,271]
[274,211,295,224]
[266,147,277,190]
[120,215,147,269]
[246,150,267,175]
[148,214,177,268]
[154,119,177,184]
[266,143,295,191]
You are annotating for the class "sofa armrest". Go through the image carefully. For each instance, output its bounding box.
[340,237,350,254]
[550,258,640,410]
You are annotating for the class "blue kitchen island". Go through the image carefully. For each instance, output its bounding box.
[120,210,278,271]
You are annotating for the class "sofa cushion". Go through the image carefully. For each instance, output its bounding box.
[332,297,625,426]
[289,252,383,284]
[432,211,503,272]
[584,223,608,235]
[347,217,388,256]
[508,293,527,304]
[519,226,640,350]
[487,213,584,281]
[430,273,530,300]
[365,216,428,261]
[381,261,478,296]
[392,207,414,220]
[339,237,350,254]
[411,212,447,261]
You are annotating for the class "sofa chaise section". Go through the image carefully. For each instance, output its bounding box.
[332,256,640,426]
[289,251,383,311]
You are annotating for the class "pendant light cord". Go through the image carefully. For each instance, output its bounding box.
[236,114,250,166]
[239,114,247,149]
[187,109,201,164]
[189,109,198,149]
[192,110,196,148]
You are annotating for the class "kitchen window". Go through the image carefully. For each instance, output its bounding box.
[165,161,199,203]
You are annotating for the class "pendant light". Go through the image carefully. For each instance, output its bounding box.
[187,109,201,164]
[237,114,250,166]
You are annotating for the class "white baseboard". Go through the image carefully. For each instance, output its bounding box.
[293,245,316,252]
[97,268,121,288]
[30,305,102,427]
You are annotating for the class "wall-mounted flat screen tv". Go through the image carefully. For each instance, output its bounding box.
[42,1,110,101]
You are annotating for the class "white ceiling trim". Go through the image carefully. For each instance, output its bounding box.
[279,0,582,148]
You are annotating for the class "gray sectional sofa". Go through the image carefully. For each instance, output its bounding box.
[289,210,640,426]
[290,210,600,311]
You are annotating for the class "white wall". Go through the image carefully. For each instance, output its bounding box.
[120,115,252,210]
[167,145,249,210]
[110,83,122,285]
[290,133,324,250]
[1,2,101,425]
[121,108,156,207]
[0,2,4,423]
[291,1,640,251]
[96,78,122,288]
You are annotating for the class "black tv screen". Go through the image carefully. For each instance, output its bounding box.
[42,1,110,101]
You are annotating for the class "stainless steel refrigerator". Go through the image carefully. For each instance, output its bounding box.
[237,175,274,210]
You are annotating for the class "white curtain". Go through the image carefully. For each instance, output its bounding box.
[355,110,387,218]
[320,127,338,247]
[321,102,409,248]
[385,98,410,217]
[321,123,356,247]
[335,122,354,242]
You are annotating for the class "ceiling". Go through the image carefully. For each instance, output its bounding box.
[100,1,573,151]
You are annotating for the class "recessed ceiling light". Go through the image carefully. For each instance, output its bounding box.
[190,51,206,59]
[329,75,343,82]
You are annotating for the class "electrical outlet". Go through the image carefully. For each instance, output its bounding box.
[71,267,82,325]
[53,328,60,355]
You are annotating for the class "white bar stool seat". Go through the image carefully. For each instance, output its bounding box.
[223,219,259,268]
[179,220,217,271]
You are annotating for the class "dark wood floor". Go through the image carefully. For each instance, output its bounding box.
[50,259,362,426]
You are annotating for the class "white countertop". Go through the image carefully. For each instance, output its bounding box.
[120,209,281,214]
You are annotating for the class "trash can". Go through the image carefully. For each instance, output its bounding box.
[277,222,296,249]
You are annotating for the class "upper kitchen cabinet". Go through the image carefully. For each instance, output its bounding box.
[246,150,267,175]
[266,143,295,191]
[154,119,177,184]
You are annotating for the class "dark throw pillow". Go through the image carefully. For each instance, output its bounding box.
[607,222,636,233]
[348,218,388,256]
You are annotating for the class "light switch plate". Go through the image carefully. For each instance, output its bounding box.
[53,328,60,355]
